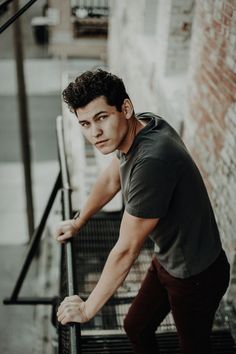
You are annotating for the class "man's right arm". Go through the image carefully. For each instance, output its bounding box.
[55,155,121,242]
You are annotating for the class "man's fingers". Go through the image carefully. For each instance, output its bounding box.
[63,295,82,302]
[54,221,68,233]
[57,231,72,242]
[57,295,87,324]
[58,311,71,325]
[54,219,78,243]
[57,312,66,323]
[57,296,81,315]
[56,230,75,243]
[61,317,69,325]
[54,227,62,239]
[54,225,67,240]
[57,305,79,324]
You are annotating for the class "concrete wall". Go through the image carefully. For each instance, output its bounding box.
[108,0,236,304]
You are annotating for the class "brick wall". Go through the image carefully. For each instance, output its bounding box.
[184,0,236,302]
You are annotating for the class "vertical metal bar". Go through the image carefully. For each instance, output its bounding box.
[10,172,61,300]
[56,116,82,354]
[12,0,34,239]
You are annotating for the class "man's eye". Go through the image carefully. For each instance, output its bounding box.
[98,115,107,121]
[80,122,89,127]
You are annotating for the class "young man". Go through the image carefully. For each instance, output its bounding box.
[55,69,230,354]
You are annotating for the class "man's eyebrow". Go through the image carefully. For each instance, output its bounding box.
[78,110,108,123]
[93,110,108,118]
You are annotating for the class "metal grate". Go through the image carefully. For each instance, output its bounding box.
[73,213,176,332]
[81,331,236,354]
[59,212,235,353]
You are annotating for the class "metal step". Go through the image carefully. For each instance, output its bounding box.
[81,331,236,354]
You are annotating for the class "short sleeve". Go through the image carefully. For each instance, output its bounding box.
[125,158,177,218]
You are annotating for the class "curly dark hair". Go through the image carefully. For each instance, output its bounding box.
[62,69,130,114]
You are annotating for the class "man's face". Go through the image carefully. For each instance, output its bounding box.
[75,96,130,154]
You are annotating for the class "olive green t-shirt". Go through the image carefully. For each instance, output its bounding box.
[117,113,222,278]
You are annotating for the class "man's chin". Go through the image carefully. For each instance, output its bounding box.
[95,146,115,155]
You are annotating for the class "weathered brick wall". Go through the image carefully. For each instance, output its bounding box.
[184,0,236,302]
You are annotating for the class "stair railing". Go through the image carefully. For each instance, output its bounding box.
[3,115,82,353]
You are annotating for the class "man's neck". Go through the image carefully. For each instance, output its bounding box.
[119,116,147,154]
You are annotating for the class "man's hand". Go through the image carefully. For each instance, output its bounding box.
[57,295,89,324]
[54,219,78,243]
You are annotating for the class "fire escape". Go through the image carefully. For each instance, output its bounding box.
[1,1,236,353]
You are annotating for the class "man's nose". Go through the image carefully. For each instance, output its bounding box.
[91,124,102,138]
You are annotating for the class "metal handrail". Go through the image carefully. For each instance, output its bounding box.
[0,0,39,34]
[1,1,81,350]
[56,115,82,354]
[4,116,81,353]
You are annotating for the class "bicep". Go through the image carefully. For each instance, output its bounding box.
[105,155,121,191]
[110,155,121,184]
[114,211,159,255]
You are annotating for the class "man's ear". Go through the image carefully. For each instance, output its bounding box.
[122,99,134,119]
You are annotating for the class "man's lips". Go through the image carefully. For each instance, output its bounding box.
[95,139,109,146]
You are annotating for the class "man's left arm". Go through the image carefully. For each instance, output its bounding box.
[57,211,159,324]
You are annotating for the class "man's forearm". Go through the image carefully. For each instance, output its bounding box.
[57,212,159,324]
[85,246,138,319]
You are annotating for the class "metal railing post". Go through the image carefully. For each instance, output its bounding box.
[56,116,82,354]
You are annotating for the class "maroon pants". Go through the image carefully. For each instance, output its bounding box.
[124,250,230,354]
